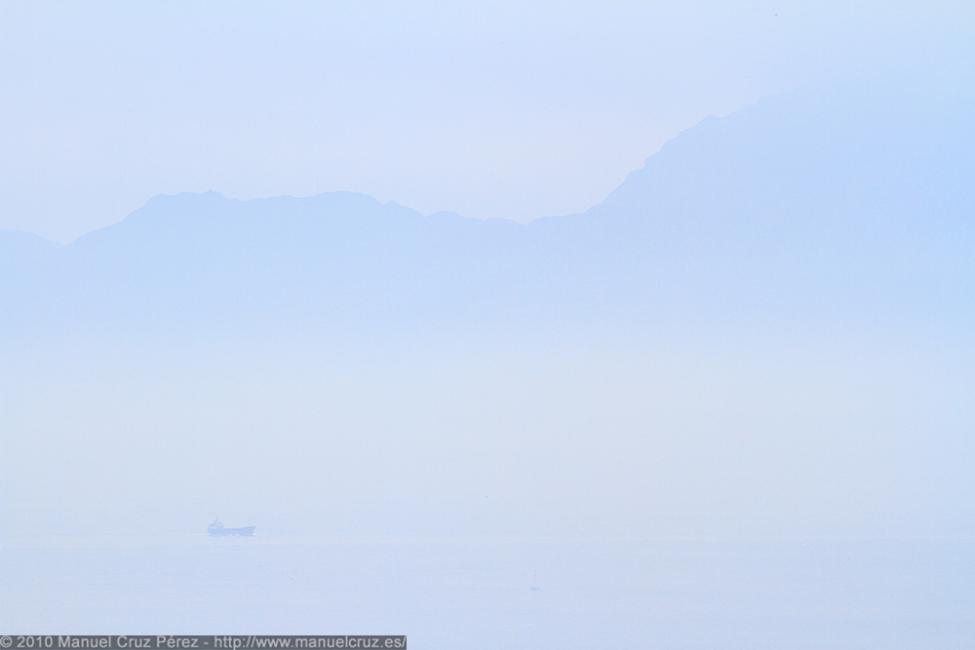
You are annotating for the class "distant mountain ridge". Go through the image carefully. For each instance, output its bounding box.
[2,83,972,339]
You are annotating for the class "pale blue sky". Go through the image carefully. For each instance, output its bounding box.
[0,0,969,241]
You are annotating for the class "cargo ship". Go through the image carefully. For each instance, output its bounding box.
[208,517,256,536]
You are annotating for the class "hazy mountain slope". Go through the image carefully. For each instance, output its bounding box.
[1,230,59,326]
[0,229,57,269]
[546,83,975,325]
[2,83,972,338]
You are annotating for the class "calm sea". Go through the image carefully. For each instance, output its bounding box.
[1,537,972,649]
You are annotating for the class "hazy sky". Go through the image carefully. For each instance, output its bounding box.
[0,0,969,241]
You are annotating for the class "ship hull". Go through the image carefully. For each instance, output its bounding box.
[208,525,256,537]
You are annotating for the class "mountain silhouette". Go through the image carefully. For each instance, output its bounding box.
[2,82,972,339]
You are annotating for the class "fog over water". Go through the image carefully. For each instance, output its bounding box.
[3,538,974,649]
